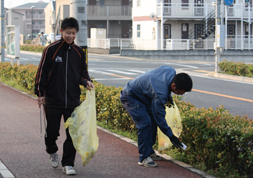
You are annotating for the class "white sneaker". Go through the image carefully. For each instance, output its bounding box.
[62,166,76,175]
[49,153,59,168]
[138,157,157,167]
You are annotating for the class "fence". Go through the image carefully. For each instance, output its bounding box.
[87,37,253,51]
[88,38,121,49]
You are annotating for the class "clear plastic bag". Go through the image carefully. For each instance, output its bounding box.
[64,90,99,166]
[158,102,182,151]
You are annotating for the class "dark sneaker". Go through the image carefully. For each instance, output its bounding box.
[150,153,163,161]
[62,166,76,175]
[138,157,157,167]
[49,153,59,168]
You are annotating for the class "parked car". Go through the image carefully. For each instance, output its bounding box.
[25,34,37,40]
[55,35,61,41]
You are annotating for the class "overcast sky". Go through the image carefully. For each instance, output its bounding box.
[5,0,50,8]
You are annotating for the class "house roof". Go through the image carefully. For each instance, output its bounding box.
[4,7,24,15]
[11,10,24,15]
[12,2,48,9]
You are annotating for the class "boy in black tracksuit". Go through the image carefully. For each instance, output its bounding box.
[35,17,94,175]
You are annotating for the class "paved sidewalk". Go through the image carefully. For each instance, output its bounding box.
[0,82,216,178]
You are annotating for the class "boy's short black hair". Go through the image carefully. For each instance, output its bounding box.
[171,73,193,92]
[61,17,79,32]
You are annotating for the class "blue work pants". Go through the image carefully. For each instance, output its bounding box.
[120,91,157,162]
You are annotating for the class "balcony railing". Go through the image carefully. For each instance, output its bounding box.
[227,4,253,18]
[156,3,253,19]
[156,3,215,18]
[87,5,132,17]
[27,24,45,30]
[26,14,45,19]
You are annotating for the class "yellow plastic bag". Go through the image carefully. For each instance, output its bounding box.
[64,90,99,166]
[158,102,182,151]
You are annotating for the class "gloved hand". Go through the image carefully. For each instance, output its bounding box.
[166,96,174,108]
[169,135,183,148]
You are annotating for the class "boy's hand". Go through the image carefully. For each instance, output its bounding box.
[86,81,94,90]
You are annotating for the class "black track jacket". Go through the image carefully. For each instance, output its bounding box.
[35,38,91,108]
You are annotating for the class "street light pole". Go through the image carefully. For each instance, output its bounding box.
[31,6,35,40]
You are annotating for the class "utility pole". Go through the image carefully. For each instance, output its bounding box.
[215,0,221,73]
[31,6,35,41]
[215,0,226,73]
[70,0,88,65]
[0,0,4,62]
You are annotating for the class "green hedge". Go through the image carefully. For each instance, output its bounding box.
[0,62,252,178]
[20,45,46,53]
[219,59,253,78]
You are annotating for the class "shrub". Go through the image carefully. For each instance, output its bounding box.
[177,102,253,176]
[20,45,46,53]
[0,62,252,177]
[219,59,253,77]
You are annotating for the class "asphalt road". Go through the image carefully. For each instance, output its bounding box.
[3,52,253,119]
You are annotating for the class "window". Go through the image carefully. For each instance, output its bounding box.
[182,0,189,7]
[245,24,252,38]
[137,0,141,7]
[137,24,141,38]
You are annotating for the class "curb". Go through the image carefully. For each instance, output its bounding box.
[209,72,253,83]
[0,81,216,178]
[98,126,216,178]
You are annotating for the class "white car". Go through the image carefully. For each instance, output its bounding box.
[47,33,62,43]
[55,35,61,41]
[47,33,54,43]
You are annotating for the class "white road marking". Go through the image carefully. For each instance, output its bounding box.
[107,70,137,75]
[165,63,199,68]
[88,70,113,75]
[20,58,30,61]
[93,78,131,81]
[127,69,146,73]
[0,161,15,178]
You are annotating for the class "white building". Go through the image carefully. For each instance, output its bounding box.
[132,0,253,50]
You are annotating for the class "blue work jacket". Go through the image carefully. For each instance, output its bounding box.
[123,66,176,137]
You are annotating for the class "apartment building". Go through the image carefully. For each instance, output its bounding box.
[44,1,56,34]
[132,0,253,50]
[10,2,48,35]
[54,0,132,38]
[5,9,24,31]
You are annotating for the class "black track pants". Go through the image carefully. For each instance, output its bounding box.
[44,107,76,167]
